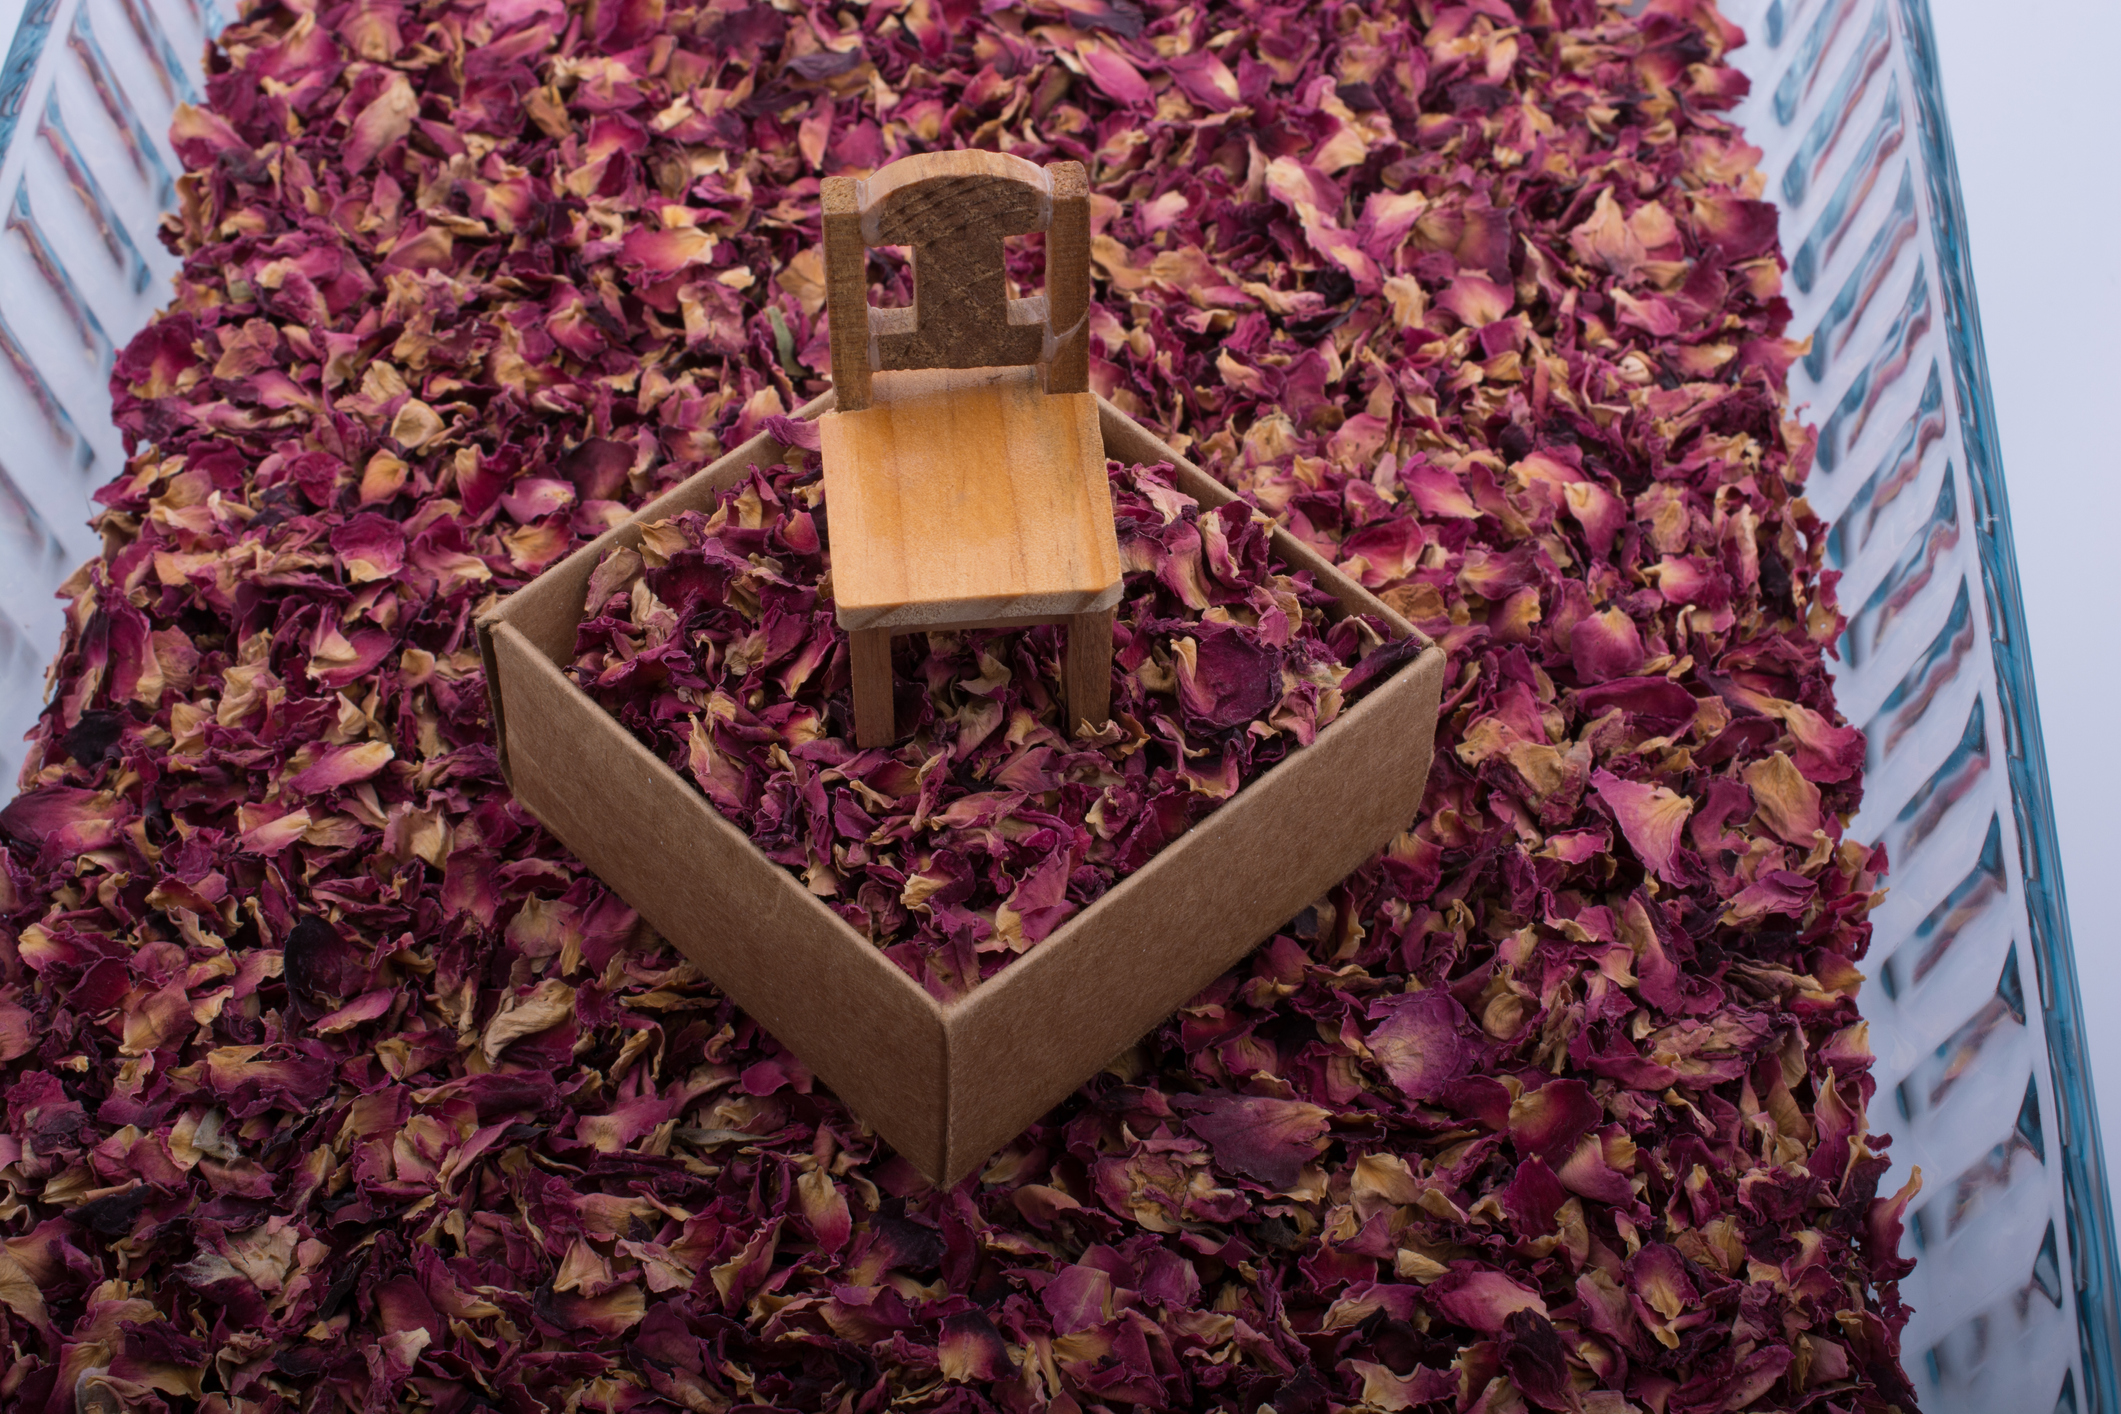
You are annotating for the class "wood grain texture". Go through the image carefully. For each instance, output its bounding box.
[849,627,896,749]
[860,149,1049,241]
[821,176,873,412]
[1063,607,1114,732]
[820,366,1120,631]
[867,151,1049,373]
[815,150,1096,396]
[1043,160,1091,394]
[819,152,1115,749]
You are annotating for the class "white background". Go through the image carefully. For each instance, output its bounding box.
[1923,0,2121,1202]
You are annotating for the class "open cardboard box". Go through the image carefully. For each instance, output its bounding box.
[477,392,1447,1185]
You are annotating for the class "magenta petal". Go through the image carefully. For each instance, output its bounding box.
[1428,1268,1549,1334]
[1437,273,1512,327]
[1781,701,1866,783]
[1400,463,1480,519]
[1340,518,1426,587]
[1590,768,1694,885]
[1174,623,1280,730]
[286,742,395,795]
[937,1310,1017,1381]
[1165,50,1239,111]
[561,438,637,500]
[1497,1157,1569,1236]
[1721,869,1818,922]
[1365,989,1472,1102]
[499,477,577,523]
[1178,1094,1332,1189]
[1507,1078,1602,1161]
[330,512,407,582]
[0,787,127,867]
[1627,1243,1698,1319]
[1557,1131,1636,1206]
[1075,42,1153,107]
[1692,192,1781,258]
[1041,1263,1114,1334]
[1574,676,1699,731]
[618,226,714,277]
[1568,607,1645,683]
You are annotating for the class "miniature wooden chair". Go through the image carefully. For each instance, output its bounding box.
[818,150,1121,749]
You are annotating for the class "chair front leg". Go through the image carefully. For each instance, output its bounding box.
[1064,608,1116,735]
[850,628,896,748]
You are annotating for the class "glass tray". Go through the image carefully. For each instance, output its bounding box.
[0,0,2108,1405]
[1725,1,2120,1409]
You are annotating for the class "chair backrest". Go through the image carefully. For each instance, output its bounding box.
[822,149,1090,412]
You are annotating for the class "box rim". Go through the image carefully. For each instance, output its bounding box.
[478,384,1441,1053]
[487,614,954,1026]
[478,390,840,787]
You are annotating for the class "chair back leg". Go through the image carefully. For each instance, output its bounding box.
[1065,608,1116,735]
[851,628,896,748]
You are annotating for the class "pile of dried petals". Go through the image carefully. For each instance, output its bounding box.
[569,457,1407,995]
[0,0,1919,1410]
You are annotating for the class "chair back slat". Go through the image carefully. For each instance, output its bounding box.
[823,150,1092,412]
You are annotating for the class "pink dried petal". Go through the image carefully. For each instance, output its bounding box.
[1173,624,1281,730]
[1042,1263,1115,1334]
[1179,1094,1332,1189]
[1568,608,1646,683]
[1507,1079,1602,1161]
[1365,989,1472,1103]
[1428,1269,1549,1333]
[1074,41,1153,107]
[1591,769,1695,885]
[1743,751,1825,844]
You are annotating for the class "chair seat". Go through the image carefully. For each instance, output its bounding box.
[820,366,1122,633]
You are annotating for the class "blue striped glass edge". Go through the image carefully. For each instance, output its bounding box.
[1891,1,2121,1405]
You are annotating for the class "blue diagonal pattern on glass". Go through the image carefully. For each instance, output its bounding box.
[1818,267,1932,474]
[8,185,116,373]
[1883,810,2004,999]
[1896,947,2024,1123]
[1878,693,1988,865]
[0,0,61,157]
[1867,577,1974,766]
[0,303,89,475]
[1782,0,1890,205]
[40,96,156,293]
[68,8,176,207]
[1825,360,1944,564]
[1845,465,1956,667]
[1793,73,1905,294]
[1803,165,1919,380]
[1774,0,1858,123]
[115,0,199,104]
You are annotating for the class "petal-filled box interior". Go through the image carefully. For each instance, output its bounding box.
[480,393,1446,1183]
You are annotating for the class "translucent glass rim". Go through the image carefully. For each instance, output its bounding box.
[1890,0,2121,1400]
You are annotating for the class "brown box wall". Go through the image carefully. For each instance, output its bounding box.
[480,392,1446,1184]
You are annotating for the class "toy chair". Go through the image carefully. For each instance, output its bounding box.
[818,150,1121,749]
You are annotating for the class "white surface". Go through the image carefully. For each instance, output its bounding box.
[0,0,201,785]
[1923,0,2121,1211]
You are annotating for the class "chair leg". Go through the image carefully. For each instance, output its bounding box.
[1064,608,1115,735]
[850,628,896,748]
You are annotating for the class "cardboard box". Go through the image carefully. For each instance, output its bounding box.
[478,392,1446,1185]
